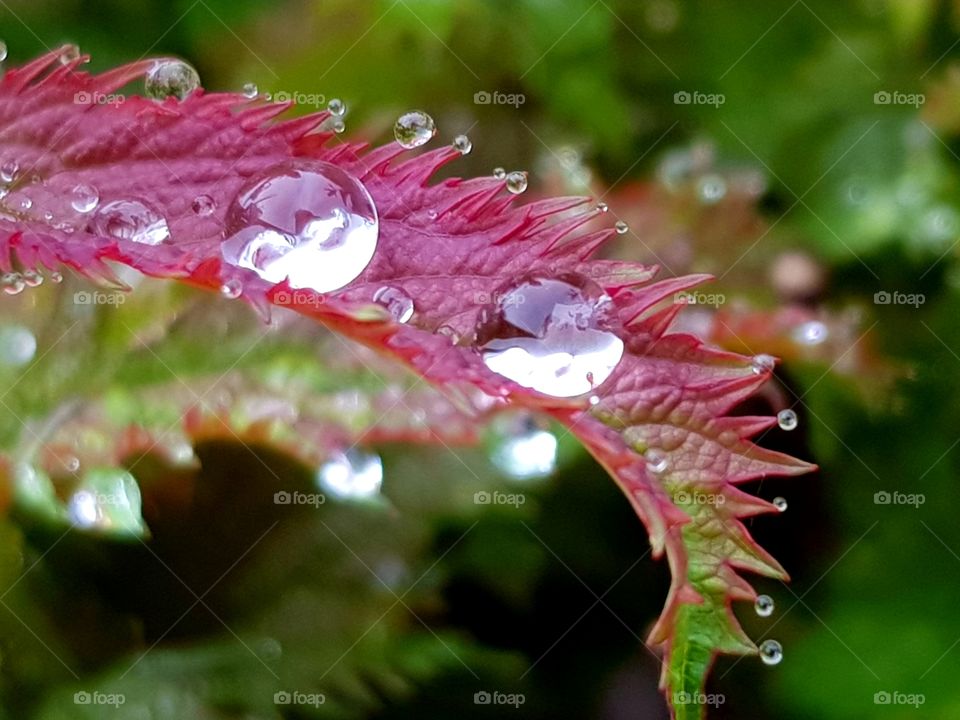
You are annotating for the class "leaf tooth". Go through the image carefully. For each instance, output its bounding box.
[620,274,713,325]
[547,228,615,260]
[3,48,66,92]
[90,59,158,96]
[525,195,589,220]
[390,146,461,186]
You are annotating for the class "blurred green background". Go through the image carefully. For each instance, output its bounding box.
[2,0,960,717]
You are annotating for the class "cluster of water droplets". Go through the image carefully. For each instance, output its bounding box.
[473,273,625,398]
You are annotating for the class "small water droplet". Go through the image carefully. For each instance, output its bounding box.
[589,395,600,406]
[773,496,788,512]
[615,220,629,235]
[241,82,258,98]
[1,272,24,296]
[67,469,147,536]
[437,324,460,344]
[596,202,608,213]
[15,196,31,211]
[759,639,783,666]
[191,194,216,216]
[489,413,558,480]
[331,118,345,134]
[493,167,506,180]
[50,271,63,283]
[393,110,436,149]
[505,171,528,194]
[21,269,42,287]
[751,353,776,374]
[0,41,7,63]
[373,286,414,323]
[327,98,345,116]
[475,273,625,398]
[221,159,378,293]
[42,211,54,222]
[697,174,727,204]
[777,409,798,431]
[145,59,201,101]
[70,184,99,213]
[755,594,775,618]
[791,320,828,346]
[317,449,383,500]
[645,448,668,474]
[453,134,472,155]
[220,279,242,299]
[89,199,170,245]
[0,325,37,366]
[59,44,80,64]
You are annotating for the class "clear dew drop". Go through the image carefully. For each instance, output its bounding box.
[791,320,828,346]
[755,594,775,618]
[453,134,472,155]
[50,271,63,284]
[475,273,625,398]
[751,353,776,374]
[393,110,436,149]
[645,448,669,474]
[0,160,18,183]
[1,273,24,296]
[21,269,42,287]
[15,197,32,211]
[220,279,242,299]
[191,194,216,216]
[242,82,258,98]
[373,286,414,323]
[759,639,783,666]
[505,171,528,195]
[0,41,7,63]
[66,468,148,536]
[317,449,383,500]
[777,409,798,431]
[596,201,608,213]
[0,325,37,367]
[773,496,788,512]
[331,118,345,134]
[493,167,506,180]
[697,174,727,204]
[489,413,558,480]
[221,159,378,294]
[615,220,629,235]
[70,184,99,213]
[59,45,80,65]
[145,59,201,101]
[327,97,345,116]
[89,199,170,245]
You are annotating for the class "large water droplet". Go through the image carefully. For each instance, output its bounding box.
[145,59,201,101]
[70,184,99,213]
[505,171,528,194]
[1,160,18,183]
[759,639,783,666]
[89,199,170,245]
[453,134,472,155]
[394,110,436,149]
[489,413,558,480]
[373,286,414,323]
[317,449,383,500]
[0,325,37,367]
[777,409,798,431]
[755,594,775,618]
[221,160,379,293]
[475,273,624,397]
